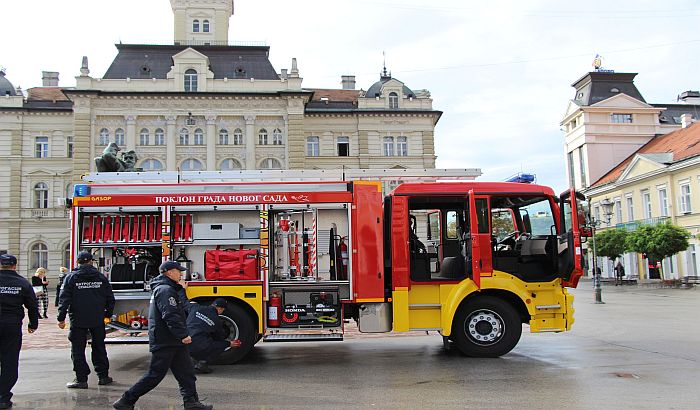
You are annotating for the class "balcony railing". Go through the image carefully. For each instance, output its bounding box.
[615,216,670,231]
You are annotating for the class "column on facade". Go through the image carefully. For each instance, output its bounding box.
[166,115,177,170]
[72,97,92,181]
[8,126,22,254]
[205,115,217,170]
[125,115,137,151]
[358,128,370,169]
[286,97,306,169]
[89,117,96,172]
[421,130,436,168]
[244,115,256,170]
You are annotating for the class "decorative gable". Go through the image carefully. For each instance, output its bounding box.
[167,48,214,92]
[618,154,668,182]
[590,93,655,109]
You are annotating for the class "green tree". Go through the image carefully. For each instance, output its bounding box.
[595,228,628,260]
[626,223,691,279]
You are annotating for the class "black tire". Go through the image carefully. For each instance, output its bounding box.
[451,296,522,358]
[215,303,257,364]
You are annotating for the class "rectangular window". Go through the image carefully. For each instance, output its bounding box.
[689,244,698,276]
[383,136,394,156]
[67,136,73,158]
[658,188,668,217]
[446,211,458,239]
[642,190,652,219]
[594,206,600,224]
[614,198,622,224]
[337,136,349,157]
[611,113,633,123]
[140,134,149,146]
[306,136,319,157]
[35,136,49,158]
[397,136,408,156]
[680,183,692,213]
[626,195,634,222]
[567,151,575,187]
[578,146,587,188]
[475,199,489,234]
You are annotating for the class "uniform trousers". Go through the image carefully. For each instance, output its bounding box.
[123,346,197,402]
[189,340,229,363]
[0,323,22,403]
[69,325,109,381]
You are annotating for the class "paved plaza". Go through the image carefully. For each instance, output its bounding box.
[8,281,700,409]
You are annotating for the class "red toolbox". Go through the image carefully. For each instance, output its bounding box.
[205,248,259,281]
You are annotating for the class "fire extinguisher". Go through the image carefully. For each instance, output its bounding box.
[268,292,282,327]
[338,237,349,280]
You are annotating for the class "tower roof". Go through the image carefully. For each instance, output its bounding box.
[0,69,17,96]
[570,72,646,106]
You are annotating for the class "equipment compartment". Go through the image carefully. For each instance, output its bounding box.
[277,288,341,328]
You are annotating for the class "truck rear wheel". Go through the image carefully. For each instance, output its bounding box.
[451,296,521,358]
[216,303,256,364]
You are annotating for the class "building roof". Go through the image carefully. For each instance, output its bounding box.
[305,88,359,110]
[364,71,414,98]
[103,44,279,80]
[592,121,700,187]
[0,70,17,96]
[26,87,70,101]
[571,72,646,106]
[653,103,700,125]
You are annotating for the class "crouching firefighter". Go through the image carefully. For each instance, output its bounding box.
[187,298,241,373]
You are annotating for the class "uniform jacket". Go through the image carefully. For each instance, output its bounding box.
[57,264,115,328]
[148,274,190,351]
[186,304,226,354]
[0,269,39,329]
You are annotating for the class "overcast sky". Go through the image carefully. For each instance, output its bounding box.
[3,0,699,191]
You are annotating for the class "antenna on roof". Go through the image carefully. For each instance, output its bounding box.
[381,51,390,79]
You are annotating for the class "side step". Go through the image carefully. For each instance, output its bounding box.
[264,333,343,343]
[104,336,149,344]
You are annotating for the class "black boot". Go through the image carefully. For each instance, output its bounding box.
[98,376,114,385]
[194,360,212,374]
[183,397,213,410]
[112,394,136,410]
[66,379,88,389]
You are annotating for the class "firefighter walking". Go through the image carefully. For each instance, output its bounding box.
[113,261,213,410]
[57,251,115,388]
[0,254,39,410]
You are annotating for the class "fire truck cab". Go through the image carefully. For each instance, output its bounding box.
[69,171,585,362]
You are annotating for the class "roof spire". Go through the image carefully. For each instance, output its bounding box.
[381,51,391,80]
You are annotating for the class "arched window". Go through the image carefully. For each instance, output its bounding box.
[272,128,283,145]
[306,136,319,157]
[184,69,198,92]
[154,128,165,145]
[65,183,74,198]
[193,19,200,32]
[139,128,150,146]
[260,158,282,169]
[389,92,399,109]
[99,128,109,145]
[219,158,242,170]
[233,128,243,145]
[115,128,125,146]
[141,159,163,171]
[34,182,49,209]
[203,20,210,32]
[218,129,229,145]
[30,242,49,270]
[383,136,394,156]
[179,128,189,145]
[181,158,203,171]
[397,136,408,156]
[194,128,204,145]
[258,129,268,145]
[63,243,71,269]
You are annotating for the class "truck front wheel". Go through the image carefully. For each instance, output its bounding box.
[216,303,256,364]
[451,296,521,358]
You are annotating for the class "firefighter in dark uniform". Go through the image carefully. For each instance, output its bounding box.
[113,261,213,410]
[187,298,241,374]
[0,254,39,410]
[57,251,115,389]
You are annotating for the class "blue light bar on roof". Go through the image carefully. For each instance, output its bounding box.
[73,184,89,197]
[505,173,536,184]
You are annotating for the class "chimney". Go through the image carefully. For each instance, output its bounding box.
[280,69,288,80]
[681,113,693,129]
[42,71,59,87]
[341,75,356,90]
[678,90,700,104]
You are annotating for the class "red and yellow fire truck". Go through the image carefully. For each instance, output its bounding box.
[68,170,586,362]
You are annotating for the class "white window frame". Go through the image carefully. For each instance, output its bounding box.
[184,69,198,92]
[194,128,204,145]
[641,189,652,219]
[233,129,243,145]
[383,136,394,156]
[67,136,74,158]
[99,128,110,145]
[181,158,203,171]
[680,182,692,214]
[192,19,200,33]
[272,128,283,145]
[30,242,48,270]
[35,136,49,158]
[141,158,163,171]
[626,194,634,222]
[258,129,268,145]
[397,136,408,156]
[389,92,399,109]
[260,158,282,169]
[219,158,241,171]
[218,129,229,145]
[34,182,49,209]
[154,128,165,146]
[337,136,349,157]
[115,128,125,146]
[306,136,319,157]
[611,113,633,124]
[179,128,189,145]
[658,187,668,217]
[203,19,210,32]
[614,197,622,224]
[139,128,150,146]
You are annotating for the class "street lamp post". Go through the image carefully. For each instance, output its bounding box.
[589,198,615,304]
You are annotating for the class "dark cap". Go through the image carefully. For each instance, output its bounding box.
[212,298,228,309]
[0,254,17,266]
[159,261,187,273]
[77,251,94,263]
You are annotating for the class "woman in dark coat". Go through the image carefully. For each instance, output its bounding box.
[31,267,50,318]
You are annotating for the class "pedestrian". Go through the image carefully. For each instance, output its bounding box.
[0,254,39,410]
[55,266,68,307]
[113,261,213,410]
[187,298,241,374]
[615,262,625,286]
[31,267,49,319]
[57,251,115,389]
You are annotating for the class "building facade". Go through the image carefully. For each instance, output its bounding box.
[0,0,446,278]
